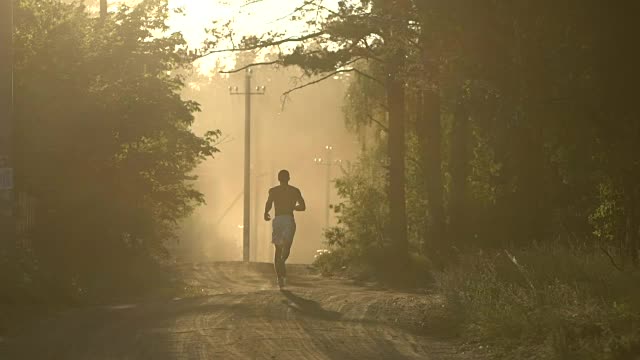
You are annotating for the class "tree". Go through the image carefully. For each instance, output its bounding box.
[202,0,414,264]
[12,0,220,297]
[207,0,640,270]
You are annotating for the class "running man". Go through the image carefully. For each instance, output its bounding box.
[264,170,306,288]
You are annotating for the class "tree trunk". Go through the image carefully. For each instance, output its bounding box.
[386,64,408,262]
[635,185,640,267]
[415,0,449,258]
[381,0,409,263]
[449,96,470,246]
[417,89,445,255]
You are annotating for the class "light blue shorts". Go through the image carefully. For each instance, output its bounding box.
[272,215,296,246]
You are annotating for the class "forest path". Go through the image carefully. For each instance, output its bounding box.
[0,262,478,360]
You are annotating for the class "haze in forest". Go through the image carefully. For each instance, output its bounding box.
[3,2,639,358]
[71,0,354,263]
[176,67,357,263]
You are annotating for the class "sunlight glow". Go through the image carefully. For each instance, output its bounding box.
[80,0,341,73]
[164,0,339,74]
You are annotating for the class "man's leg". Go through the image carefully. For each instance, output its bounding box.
[274,245,283,279]
[280,218,296,281]
[280,243,292,278]
[272,217,283,283]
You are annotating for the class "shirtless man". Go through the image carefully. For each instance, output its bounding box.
[264,170,306,288]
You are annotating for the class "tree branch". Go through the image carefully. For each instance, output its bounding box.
[367,114,388,132]
[600,245,624,272]
[220,60,282,74]
[351,68,384,86]
[270,0,316,23]
[313,1,340,16]
[356,38,384,62]
[279,67,382,108]
[241,0,264,7]
[280,70,345,107]
[197,31,326,59]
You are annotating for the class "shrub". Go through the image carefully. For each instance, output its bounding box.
[437,247,640,359]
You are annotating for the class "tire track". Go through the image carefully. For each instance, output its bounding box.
[0,262,478,360]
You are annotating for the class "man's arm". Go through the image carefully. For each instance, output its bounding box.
[264,189,274,221]
[295,189,306,211]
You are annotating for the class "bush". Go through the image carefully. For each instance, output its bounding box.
[313,246,434,287]
[10,0,219,299]
[437,246,640,359]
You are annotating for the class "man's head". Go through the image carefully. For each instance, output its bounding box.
[278,169,290,184]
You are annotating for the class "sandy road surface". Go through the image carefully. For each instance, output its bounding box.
[0,262,474,360]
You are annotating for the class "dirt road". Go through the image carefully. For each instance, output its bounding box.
[0,262,476,359]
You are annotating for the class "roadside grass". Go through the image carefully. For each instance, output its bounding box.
[0,255,187,336]
[312,247,434,288]
[436,246,640,360]
[313,246,640,359]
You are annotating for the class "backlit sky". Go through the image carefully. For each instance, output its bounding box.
[80,1,341,73]
[165,0,338,73]
[81,0,338,72]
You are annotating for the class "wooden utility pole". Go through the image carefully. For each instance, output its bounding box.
[229,69,265,262]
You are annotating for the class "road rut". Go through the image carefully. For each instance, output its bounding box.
[0,262,474,360]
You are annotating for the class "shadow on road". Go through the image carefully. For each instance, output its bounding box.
[280,290,342,321]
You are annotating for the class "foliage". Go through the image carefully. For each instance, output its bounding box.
[590,180,625,245]
[323,142,433,284]
[327,146,388,264]
[285,0,640,354]
[9,0,219,299]
[284,0,640,265]
[217,0,640,266]
[436,247,640,359]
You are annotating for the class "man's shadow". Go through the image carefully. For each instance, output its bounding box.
[280,290,342,321]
